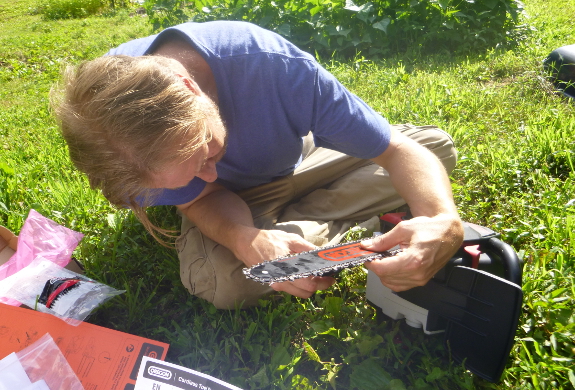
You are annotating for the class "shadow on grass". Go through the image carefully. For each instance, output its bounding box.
[80,208,482,388]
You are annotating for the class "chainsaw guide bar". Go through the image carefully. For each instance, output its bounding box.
[243,240,401,285]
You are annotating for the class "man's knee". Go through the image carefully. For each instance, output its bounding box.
[176,224,272,309]
[392,123,458,173]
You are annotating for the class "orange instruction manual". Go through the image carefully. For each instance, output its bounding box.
[0,303,169,390]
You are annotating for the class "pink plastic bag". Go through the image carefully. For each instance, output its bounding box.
[0,209,84,306]
[15,333,85,390]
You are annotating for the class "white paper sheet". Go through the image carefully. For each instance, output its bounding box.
[134,356,242,390]
[0,352,33,390]
[23,380,51,390]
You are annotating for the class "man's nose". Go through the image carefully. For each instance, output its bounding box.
[196,160,218,182]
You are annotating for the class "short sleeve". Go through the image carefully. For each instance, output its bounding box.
[310,65,391,159]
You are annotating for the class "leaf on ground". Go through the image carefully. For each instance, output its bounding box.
[271,344,291,368]
[349,357,392,389]
[425,366,445,382]
[303,341,321,363]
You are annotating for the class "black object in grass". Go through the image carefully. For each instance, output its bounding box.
[544,44,575,99]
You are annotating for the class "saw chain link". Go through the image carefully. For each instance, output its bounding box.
[243,239,402,285]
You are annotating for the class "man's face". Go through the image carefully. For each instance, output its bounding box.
[148,97,227,189]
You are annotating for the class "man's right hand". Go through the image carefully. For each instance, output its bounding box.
[179,185,336,299]
[234,228,336,298]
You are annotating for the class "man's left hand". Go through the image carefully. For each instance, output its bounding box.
[361,213,463,291]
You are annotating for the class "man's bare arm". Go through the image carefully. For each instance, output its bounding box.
[177,183,335,297]
[363,128,464,291]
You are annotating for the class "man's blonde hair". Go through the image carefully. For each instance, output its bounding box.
[51,55,212,243]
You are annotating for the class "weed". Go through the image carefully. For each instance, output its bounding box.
[36,0,104,19]
[143,0,528,58]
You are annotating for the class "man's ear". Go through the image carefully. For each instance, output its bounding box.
[176,74,201,95]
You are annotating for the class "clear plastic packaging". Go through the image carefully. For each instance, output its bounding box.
[0,209,84,306]
[23,381,50,390]
[0,352,31,389]
[0,257,124,326]
[2,333,85,390]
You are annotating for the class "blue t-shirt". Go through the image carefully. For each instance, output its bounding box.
[107,21,391,206]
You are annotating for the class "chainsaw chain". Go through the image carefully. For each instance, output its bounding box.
[243,239,402,285]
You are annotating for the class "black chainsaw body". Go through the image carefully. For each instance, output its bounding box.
[243,213,523,383]
[374,215,523,383]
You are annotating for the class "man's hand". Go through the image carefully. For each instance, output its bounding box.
[362,213,463,291]
[235,228,336,298]
[180,185,336,299]
[366,128,463,292]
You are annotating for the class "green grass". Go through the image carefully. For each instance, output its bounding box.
[0,0,574,388]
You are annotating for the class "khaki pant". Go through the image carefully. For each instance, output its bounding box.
[175,124,457,309]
